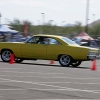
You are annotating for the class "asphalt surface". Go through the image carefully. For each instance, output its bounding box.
[0,59,100,100]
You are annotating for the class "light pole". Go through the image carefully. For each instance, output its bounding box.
[85,0,90,33]
[41,13,45,25]
[0,13,1,25]
[37,20,40,25]
[41,13,45,34]
[93,14,95,23]
[37,20,41,34]
[49,20,54,25]
[92,14,95,27]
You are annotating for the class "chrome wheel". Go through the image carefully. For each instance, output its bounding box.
[59,55,72,67]
[1,50,12,62]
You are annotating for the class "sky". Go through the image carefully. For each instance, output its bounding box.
[0,0,100,26]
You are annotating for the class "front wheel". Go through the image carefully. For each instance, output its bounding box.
[59,55,72,67]
[70,60,82,67]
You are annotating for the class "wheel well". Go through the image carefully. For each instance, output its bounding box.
[1,49,13,54]
[58,54,62,60]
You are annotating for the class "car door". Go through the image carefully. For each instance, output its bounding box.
[46,38,63,60]
[21,36,47,59]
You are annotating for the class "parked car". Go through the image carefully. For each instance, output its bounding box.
[0,34,99,67]
[80,40,100,49]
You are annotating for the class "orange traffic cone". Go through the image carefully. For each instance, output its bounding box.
[50,60,54,64]
[91,60,97,70]
[10,54,15,64]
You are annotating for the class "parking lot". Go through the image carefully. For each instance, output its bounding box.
[0,59,100,99]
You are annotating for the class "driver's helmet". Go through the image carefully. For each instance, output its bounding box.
[39,37,44,41]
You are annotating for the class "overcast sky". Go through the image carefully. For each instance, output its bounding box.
[0,0,100,26]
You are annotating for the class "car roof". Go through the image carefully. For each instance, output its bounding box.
[33,34,63,38]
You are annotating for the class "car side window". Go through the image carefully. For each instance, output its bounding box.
[26,37,39,44]
[26,37,61,45]
[49,38,60,45]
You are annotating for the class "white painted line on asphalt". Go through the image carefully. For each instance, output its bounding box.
[0,80,99,85]
[0,88,99,93]
[33,82,100,85]
[25,88,100,93]
[0,68,21,69]
[34,77,100,79]
[0,75,68,78]
[0,75,100,80]
[0,88,99,96]
[0,77,99,94]
[2,75,100,80]
[0,89,25,90]
[1,71,64,74]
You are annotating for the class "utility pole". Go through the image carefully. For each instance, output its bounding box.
[0,13,1,25]
[85,0,90,33]
[41,13,45,25]
[41,13,45,34]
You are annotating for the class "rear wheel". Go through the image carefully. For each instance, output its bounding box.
[59,55,72,67]
[1,50,12,62]
[1,49,23,63]
[70,60,82,67]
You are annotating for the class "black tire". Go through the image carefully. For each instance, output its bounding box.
[58,55,72,67]
[1,49,13,62]
[15,58,23,63]
[1,49,23,63]
[70,60,82,67]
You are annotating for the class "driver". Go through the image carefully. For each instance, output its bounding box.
[37,37,45,44]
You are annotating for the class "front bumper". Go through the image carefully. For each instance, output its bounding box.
[87,55,100,60]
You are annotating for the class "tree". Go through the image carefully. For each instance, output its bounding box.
[89,23,100,38]
[9,19,85,37]
[10,19,33,35]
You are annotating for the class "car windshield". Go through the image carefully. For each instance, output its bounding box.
[62,37,78,45]
[25,36,34,43]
